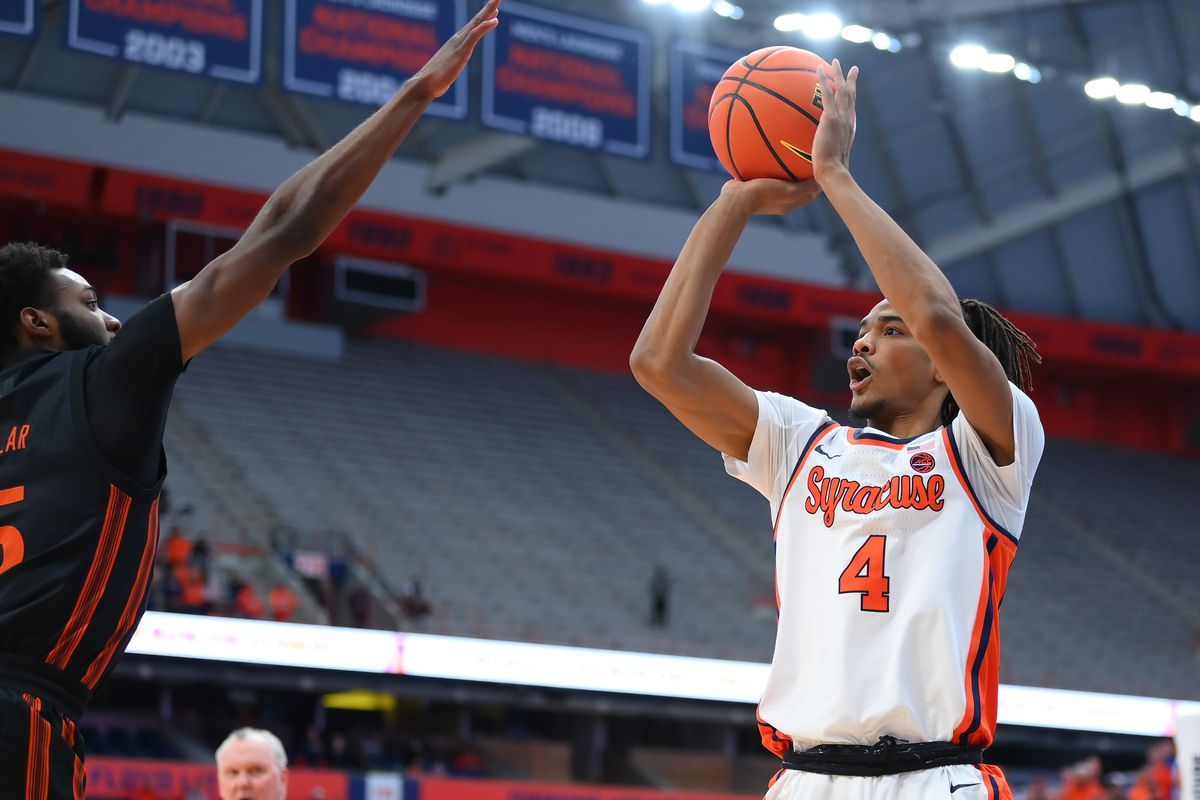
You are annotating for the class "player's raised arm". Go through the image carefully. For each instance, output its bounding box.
[170,0,500,363]
[629,179,821,461]
[811,60,1017,464]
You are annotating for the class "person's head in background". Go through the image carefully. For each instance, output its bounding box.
[216,727,288,800]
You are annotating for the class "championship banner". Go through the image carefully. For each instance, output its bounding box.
[0,0,35,37]
[481,1,650,157]
[66,0,262,83]
[669,40,739,171]
[284,0,466,116]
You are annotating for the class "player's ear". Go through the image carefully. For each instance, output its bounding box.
[18,306,56,342]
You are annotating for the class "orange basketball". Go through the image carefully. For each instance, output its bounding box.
[708,46,831,181]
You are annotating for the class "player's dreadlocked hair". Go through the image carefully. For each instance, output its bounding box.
[0,242,68,361]
[940,298,1042,426]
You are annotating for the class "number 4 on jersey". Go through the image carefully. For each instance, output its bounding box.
[839,534,890,612]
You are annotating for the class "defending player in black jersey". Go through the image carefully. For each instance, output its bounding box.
[0,4,500,797]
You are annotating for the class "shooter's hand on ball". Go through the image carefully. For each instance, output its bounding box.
[812,58,859,183]
[408,0,501,100]
[720,178,822,216]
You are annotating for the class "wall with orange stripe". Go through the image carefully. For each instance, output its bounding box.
[1,147,1197,454]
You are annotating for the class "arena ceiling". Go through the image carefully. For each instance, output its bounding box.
[2,0,1199,331]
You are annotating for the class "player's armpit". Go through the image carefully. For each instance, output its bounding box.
[631,353,759,462]
[916,308,1015,465]
[170,230,302,363]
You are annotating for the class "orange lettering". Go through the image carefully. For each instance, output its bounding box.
[804,465,824,515]
[861,485,883,513]
[837,479,860,512]
[803,469,946,527]
[912,475,929,507]
[927,475,945,511]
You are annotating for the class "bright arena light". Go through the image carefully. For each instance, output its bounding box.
[1144,91,1177,110]
[712,0,743,19]
[773,12,806,32]
[801,12,844,40]
[871,31,892,50]
[1013,62,1032,80]
[1116,83,1150,104]
[1174,100,1192,117]
[1191,106,1200,122]
[1084,77,1120,99]
[671,0,711,12]
[980,52,1016,73]
[949,44,988,69]
[840,24,873,43]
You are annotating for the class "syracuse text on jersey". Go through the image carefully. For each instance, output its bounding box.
[804,464,945,527]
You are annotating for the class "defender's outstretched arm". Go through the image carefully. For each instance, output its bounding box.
[171,0,501,363]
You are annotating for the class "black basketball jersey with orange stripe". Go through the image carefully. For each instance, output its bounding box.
[0,294,184,719]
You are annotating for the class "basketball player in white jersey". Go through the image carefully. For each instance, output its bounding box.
[630,60,1043,800]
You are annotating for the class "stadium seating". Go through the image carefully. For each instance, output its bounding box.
[164,339,1200,700]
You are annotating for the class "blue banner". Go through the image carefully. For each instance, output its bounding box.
[284,0,465,117]
[482,1,650,158]
[0,0,35,36]
[65,0,262,83]
[669,40,739,172]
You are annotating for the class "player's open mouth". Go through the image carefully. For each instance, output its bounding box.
[847,357,872,392]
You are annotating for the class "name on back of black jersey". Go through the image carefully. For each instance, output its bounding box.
[2,424,30,455]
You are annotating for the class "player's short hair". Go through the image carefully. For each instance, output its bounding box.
[215,727,288,770]
[941,298,1042,425]
[0,242,68,357]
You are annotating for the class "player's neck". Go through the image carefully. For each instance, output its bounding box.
[865,409,943,440]
[0,343,57,372]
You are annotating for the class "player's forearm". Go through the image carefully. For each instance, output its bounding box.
[630,193,753,377]
[820,168,961,329]
[251,78,438,263]
[170,80,438,360]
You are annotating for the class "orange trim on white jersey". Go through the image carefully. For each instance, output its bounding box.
[942,427,1017,749]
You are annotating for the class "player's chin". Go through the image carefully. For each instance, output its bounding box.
[849,393,882,421]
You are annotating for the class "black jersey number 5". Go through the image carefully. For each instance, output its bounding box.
[838,534,890,612]
[0,486,25,575]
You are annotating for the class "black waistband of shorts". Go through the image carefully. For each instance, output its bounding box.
[0,654,88,721]
[781,739,984,777]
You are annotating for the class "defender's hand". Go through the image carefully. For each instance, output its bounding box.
[408,0,500,100]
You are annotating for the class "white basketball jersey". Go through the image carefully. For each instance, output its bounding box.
[724,383,1044,754]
